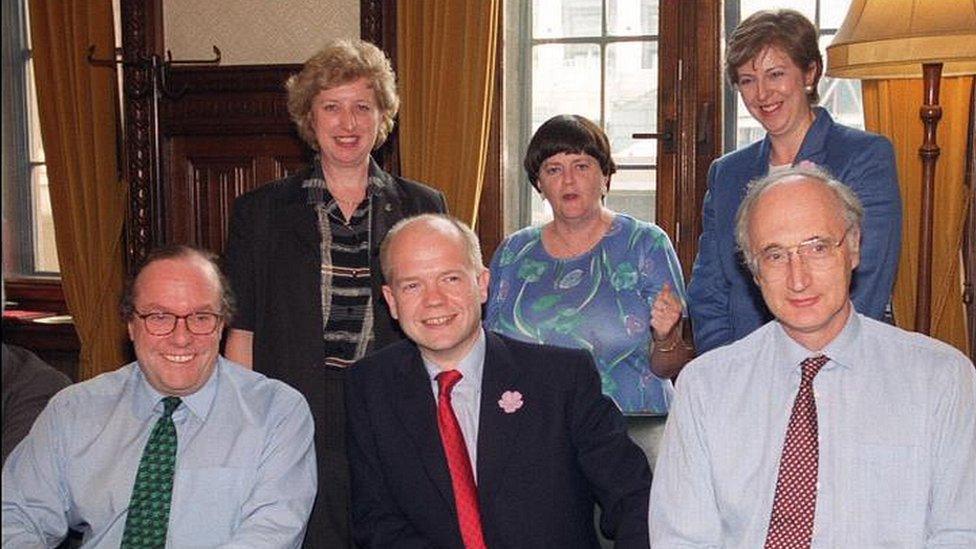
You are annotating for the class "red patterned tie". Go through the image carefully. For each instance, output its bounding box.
[764,355,829,548]
[436,370,487,549]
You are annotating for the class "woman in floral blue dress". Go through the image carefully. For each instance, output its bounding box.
[485,115,692,414]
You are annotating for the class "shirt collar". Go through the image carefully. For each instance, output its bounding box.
[303,155,388,206]
[422,328,487,390]
[771,302,859,372]
[133,356,222,421]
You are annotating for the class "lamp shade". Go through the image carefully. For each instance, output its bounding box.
[826,0,976,79]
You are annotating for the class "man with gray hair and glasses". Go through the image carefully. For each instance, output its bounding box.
[650,165,975,547]
[2,245,316,547]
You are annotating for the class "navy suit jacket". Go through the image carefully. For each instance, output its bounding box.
[346,332,651,548]
[687,107,902,353]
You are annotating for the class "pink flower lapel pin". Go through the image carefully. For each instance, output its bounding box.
[498,390,524,414]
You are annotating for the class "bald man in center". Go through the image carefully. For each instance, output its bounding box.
[345,214,652,548]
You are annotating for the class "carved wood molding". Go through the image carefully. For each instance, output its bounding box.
[120,0,163,272]
[161,65,302,136]
[361,0,399,175]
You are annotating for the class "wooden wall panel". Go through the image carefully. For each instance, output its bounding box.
[165,135,307,253]
[159,65,312,255]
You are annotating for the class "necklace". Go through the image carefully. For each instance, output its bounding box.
[326,182,366,208]
[332,195,363,207]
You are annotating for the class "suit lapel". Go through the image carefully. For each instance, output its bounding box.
[393,351,456,510]
[476,333,526,503]
[279,187,321,259]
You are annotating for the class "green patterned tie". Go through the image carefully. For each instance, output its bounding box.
[121,396,181,548]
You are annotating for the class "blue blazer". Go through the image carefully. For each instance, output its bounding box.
[345,331,651,548]
[687,108,902,353]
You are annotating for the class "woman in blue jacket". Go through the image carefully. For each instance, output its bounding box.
[687,9,901,353]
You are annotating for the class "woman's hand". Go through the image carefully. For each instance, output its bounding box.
[651,283,682,341]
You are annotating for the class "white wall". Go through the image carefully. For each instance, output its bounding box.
[164,0,360,65]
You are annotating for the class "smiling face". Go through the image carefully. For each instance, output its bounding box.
[310,77,381,171]
[748,177,859,350]
[128,255,224,396]
[382,219,490,371]
[735,45,816,144]
[537,152,608,223]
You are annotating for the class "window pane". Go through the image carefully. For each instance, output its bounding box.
[30,165,59,272]
[532,43,601,128]
[607,0,658,36]
[818,34,863,130]
[820,0,851,29]
[606,41,657,166]
[25,58,44,162]
[608,168,656,221]
[740,0,815,21]
[532,0,601,39]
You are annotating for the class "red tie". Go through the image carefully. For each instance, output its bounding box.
[436,370,487,549]
[765,355,829,548]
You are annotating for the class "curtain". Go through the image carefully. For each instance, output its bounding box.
[397,0,500,227]
[29,0,128,379]
[862,76,973,354]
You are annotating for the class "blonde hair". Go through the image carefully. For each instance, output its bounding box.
[286,38,399,150]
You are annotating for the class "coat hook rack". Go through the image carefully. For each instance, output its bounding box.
[86,45,221,250]
[87,45,221,100]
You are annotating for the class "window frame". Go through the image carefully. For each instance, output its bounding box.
[2,0,58,280]
[514,0,661,228]
[2,0,63,314]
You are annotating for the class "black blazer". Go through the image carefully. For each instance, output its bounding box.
[223,158,446,547]
[346,332,652,548]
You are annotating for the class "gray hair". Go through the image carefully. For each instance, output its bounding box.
[380,214,484,282]
[735,164,863,274]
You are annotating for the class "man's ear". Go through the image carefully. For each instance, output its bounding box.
[382,285,398,320]
[477,269,490,304]
[848,228,861,271]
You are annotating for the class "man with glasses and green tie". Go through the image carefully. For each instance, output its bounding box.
[650,165,976,546]
[2,245,316,547]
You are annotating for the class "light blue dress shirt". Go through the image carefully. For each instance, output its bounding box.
[423,328,486,479]
[2,356,317,548]
[649,311,976,547]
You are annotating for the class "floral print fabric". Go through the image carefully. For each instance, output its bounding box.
[485,214,686,414]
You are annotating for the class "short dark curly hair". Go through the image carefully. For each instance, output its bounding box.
[523,114,617,192]
[120,244,236,324]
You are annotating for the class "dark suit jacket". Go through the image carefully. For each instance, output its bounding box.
[224,157,447,548]
[2,344,71,464]
[346,332,651,548]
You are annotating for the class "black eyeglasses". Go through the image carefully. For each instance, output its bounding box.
[134,311,223,336]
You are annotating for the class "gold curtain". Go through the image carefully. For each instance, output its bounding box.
[29,0,128,379]
[862,76,973,354]
[397,0,500,226]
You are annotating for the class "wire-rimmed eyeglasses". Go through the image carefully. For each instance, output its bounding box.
[757,227,851,277]
[134,311,223,336]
